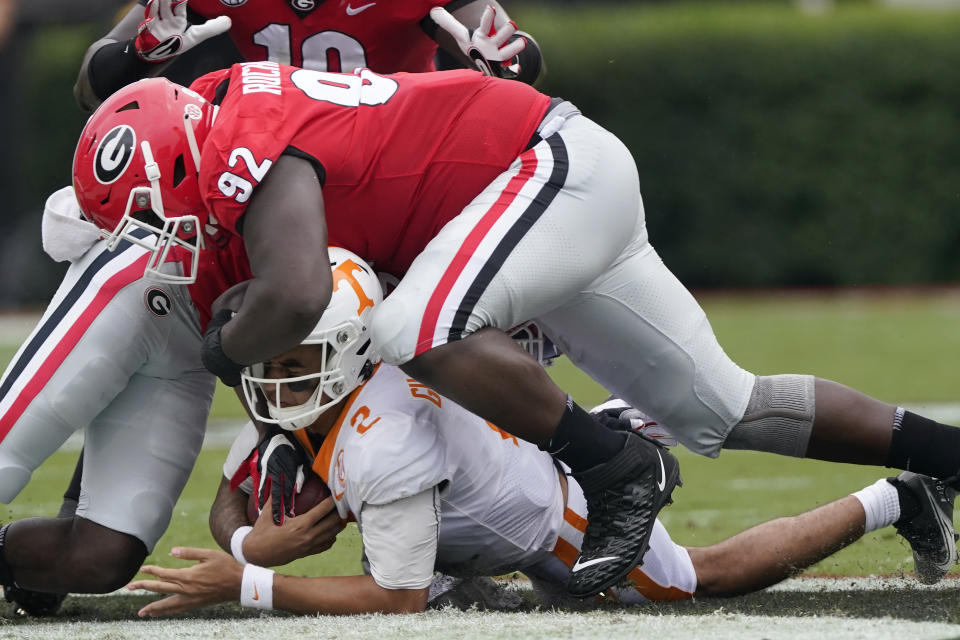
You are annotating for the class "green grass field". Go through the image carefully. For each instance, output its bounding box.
[4,288,960,583]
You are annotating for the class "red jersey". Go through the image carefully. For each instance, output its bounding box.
[187,237,254,330]
[187,0,448,73]
[190,63,551,277]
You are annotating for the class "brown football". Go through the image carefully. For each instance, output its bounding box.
[246,472,332,524]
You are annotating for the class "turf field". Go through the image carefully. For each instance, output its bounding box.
[2,288,960,637]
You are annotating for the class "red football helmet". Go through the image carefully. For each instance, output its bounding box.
[72,77,216,284]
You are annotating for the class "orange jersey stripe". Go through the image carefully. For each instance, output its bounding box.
[564,508,588,534]
[552,532,693,603]
[292,429,316,460]
[552,535,579,568]
[310,363,381,483]
[626,567,693,602]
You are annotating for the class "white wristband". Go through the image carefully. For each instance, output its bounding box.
[240,564,275,610]
[230,526,253,565]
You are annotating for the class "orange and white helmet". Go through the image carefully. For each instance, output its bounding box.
[241,248,384,430]
[72,77,216,284]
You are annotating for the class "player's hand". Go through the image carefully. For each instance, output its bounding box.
[201,308,244,387]
[128,547,242,617]
[135,0,232,63]
[235,426,309,526]
[243,498,344,566]
[592,405,679,447]
[430,5,526,78]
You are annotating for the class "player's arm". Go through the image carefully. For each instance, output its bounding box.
[427,0,544,85]
[74,0,231,112]
[211,423,343,564]
[131,489,439,616]
[277,489,438,613]
[203,154,332,380]
[208,477,250,554]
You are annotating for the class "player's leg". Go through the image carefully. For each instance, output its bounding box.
[372,107,680,597]
[1,371,212,595]
[688,472,956,595]
[688,496,864,597]
[531,189,960,477]
[1,517,146,594]
[0,449,87,616]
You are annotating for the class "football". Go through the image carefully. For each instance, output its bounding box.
[246,471,332,524]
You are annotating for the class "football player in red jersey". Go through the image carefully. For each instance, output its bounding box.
[69,64,960,597]
[74,0,544,112]
[0,187,344,617]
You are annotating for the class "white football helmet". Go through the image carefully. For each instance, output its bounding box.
[241,247,383,430]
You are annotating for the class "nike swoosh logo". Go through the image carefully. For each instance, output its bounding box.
[346,2,375,15]
[570,555,619,573]
[656,450,666,492]
[252,584,259,601]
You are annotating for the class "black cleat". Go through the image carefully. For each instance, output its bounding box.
[3,585,66,617]
[567,431,681,598]
[889,471,958,585]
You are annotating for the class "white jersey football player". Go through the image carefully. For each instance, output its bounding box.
[127,249,957,617]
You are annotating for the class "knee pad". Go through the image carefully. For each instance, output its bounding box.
[723,374,815,457]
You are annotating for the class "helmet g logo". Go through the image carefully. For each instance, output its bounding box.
[94,125,136,185]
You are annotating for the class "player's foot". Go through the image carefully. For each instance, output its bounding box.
[888,471,958,584]
[567,431,681,598]
[3,585,66,617]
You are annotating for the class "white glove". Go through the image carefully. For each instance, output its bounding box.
[430,5,526,77]
[135,0,232,63]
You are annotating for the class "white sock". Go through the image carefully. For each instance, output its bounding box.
[851,478,901,533]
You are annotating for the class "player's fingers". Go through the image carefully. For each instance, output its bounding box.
[138,594,194,617]
[258,496,274,523]
[499,36,525,61]
[272,477,287,525]
[429,7,471,45]
[127,579,182,595]
[303,496,337,523]
[170,546,217,562]
[157,0,174,21]
[187,15,232,43]
[478,5,495,37]
[258,475,272,510]
[172,0,188,19]
[490,20,516,48]
[138,564,185,582]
